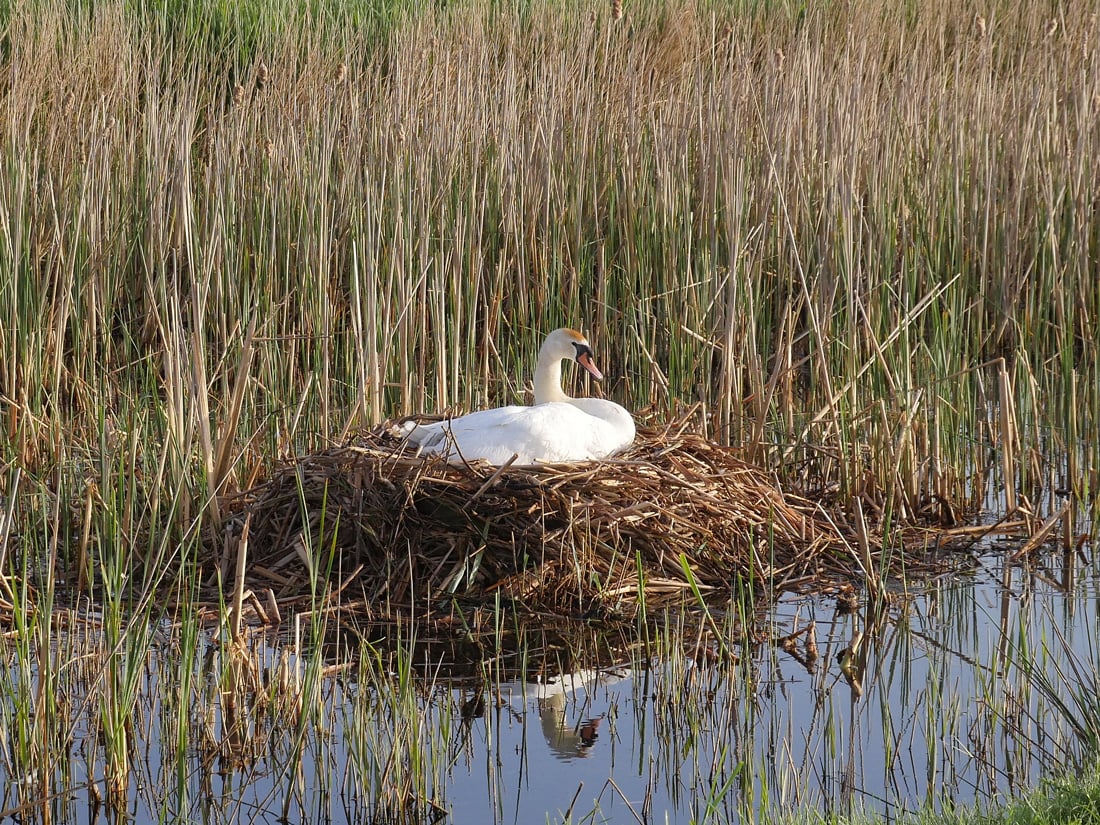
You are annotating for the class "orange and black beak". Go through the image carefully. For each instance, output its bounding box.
[573,343,604,380]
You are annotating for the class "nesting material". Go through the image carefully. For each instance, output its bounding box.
[216,417,860,618]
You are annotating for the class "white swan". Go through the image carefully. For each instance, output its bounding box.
[402,328,635,466]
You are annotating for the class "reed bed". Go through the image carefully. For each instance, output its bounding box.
[0,0,1096,601]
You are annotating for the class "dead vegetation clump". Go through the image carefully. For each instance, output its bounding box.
[210,415,922,620]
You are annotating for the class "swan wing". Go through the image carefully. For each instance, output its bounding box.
[404,406,543,465]
[403,402,633,466]
[563,398,636,455]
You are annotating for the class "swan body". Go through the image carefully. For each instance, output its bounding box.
[403,328,635,466]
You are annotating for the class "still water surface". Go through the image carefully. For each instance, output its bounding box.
[442,547,1099,824]
[4,544,1097,824]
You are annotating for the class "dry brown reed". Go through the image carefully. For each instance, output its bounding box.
[1,0,1095,602]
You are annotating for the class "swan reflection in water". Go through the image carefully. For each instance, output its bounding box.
[528,668,631,760]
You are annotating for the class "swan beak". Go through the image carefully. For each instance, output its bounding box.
[576,350,604,381]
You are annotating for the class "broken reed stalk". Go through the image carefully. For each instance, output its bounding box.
[231,514,251,639]
[998,359,1018,513]
[212,316,258,497]
[852,498,883,599]
[1008,502,1070,564]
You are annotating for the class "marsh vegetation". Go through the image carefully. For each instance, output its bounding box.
[0,0,1098,821]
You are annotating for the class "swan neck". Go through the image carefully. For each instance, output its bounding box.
[533,347,570,404]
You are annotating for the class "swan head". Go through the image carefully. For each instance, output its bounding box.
[540,328,603,381]
[533,328,605,405]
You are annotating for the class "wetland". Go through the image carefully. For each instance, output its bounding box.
[1,0,1098,822]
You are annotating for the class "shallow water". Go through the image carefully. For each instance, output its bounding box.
[1,545,1097,824]
[436,548,1100,824]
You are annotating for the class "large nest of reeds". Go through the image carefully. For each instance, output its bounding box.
[212,418,886,619]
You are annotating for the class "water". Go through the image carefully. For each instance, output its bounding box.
[1,547,1097,824]
[438,548,1099,824]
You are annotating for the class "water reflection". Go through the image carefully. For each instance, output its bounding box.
[513,668,629,761]
[1,547,1096,825]
[448,549,1099,824]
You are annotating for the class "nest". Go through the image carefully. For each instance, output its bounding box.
[213,417,880,620]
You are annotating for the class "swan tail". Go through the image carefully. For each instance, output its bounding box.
[400,420,451,453]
